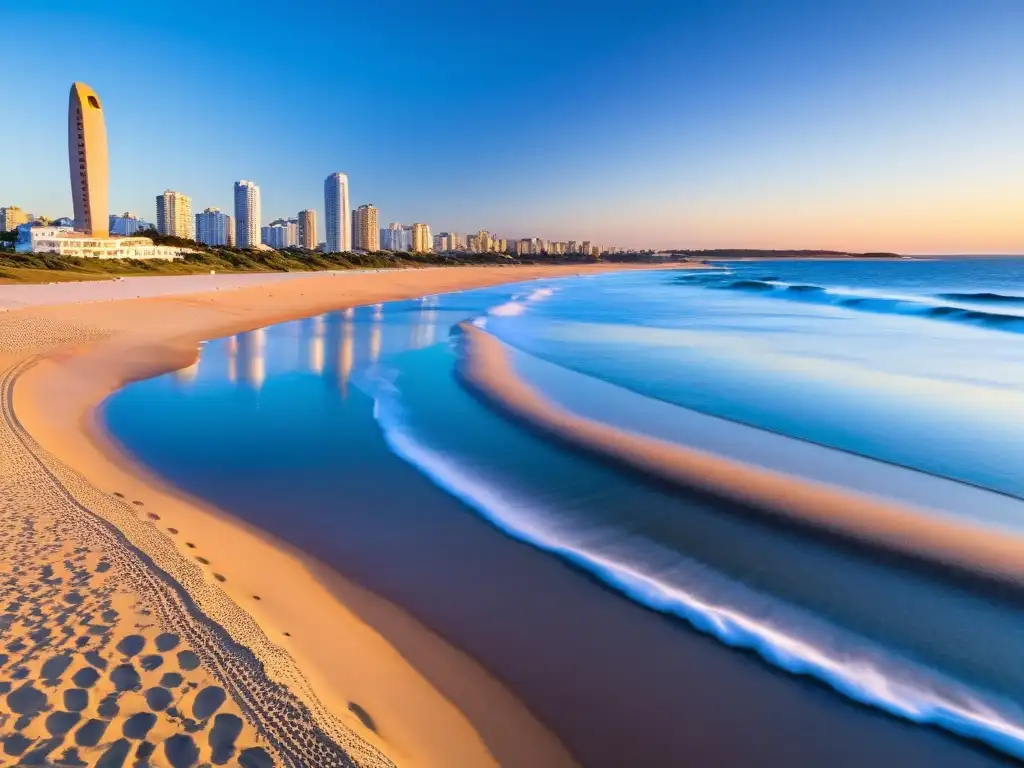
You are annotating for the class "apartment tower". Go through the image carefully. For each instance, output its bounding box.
[156,190,194,240]
[324,172,350,253]
[233,180,261,248]
[0,206,29,232]
[353,204,379,251]
[297,209,317,249]
[195,207,233,247]
[411,222,431,253]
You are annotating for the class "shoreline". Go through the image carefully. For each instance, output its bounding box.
[4,263,672,766]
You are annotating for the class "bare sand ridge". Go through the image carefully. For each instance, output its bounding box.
[457,322,1024,589]
[0,264,669,767]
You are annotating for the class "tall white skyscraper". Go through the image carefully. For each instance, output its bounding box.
[233,180,261,248]
[324,172,350,253]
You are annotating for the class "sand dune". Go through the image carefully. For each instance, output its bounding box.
[0,264,662,767]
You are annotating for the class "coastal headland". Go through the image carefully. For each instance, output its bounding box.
[0,263,672,767]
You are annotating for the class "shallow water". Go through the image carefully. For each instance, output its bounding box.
[104,261,1024,763]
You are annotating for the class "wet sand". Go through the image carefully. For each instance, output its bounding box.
[1,265,656,767]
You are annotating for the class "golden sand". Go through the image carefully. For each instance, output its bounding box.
[0,264,672,767]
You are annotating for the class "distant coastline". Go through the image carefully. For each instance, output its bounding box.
[661,249,904,260]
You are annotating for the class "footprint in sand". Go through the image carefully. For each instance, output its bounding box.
[185,542,196,549]
[155,633,179,652]
[8,682,47,715]
[45,709,80,736]
[63,688,89,712]
[195,557,209,565]
[122,711,157,740]
[146,513,161,521]
[41,653,73,684]
[159,672,183,689]
[238,746,274,767]
[71,666,100,688]
[96,738,132,767]
[145,686,173,711]
[176,650,200,672]
[3,732,32,756]
[192,685,226,720]
[163,733,199,768]
[74,718,108,747]
[167,528,178,534]
[209,712,243,763]
[115,634,145,658]
[97,693,119,719]
[83,651,107,670]
[213,573,226,582]
[110,663,141,692]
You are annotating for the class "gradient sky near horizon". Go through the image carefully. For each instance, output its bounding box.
[5,0,1023,253]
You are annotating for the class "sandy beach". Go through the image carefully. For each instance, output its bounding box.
[0,264,661,767]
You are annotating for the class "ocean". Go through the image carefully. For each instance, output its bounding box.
[104,259,1024,765]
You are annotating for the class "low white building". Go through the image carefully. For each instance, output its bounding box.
[16,226,189,260]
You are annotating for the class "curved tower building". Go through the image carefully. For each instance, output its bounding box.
[68,82,109,237]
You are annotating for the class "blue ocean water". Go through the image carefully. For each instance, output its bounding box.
[104,259,1024,762]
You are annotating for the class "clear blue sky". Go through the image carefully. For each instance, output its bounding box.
[6,0,1023,252]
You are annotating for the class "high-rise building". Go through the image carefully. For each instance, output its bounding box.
[353,204,379,251]
[262,218,297,249]
[466,233,480,252]
[381,222,397,250]
[109,212,154,236]
[156,190,194,240]
[324,172,350,253]
[516,238,532,256]
[581,240,592,255]
[0,206,29,232]
[567,240,578,253]
[477,230,493,253]
[297,209,316,250]
[68,82,109,237]
[411,223,431,252]
[195,207,233,247]
[233,180,261,248]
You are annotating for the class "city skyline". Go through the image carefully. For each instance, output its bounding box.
[5,1,1024,254]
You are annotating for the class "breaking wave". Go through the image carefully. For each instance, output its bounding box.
[673,273,1024,333]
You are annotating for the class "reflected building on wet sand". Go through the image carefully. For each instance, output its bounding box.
[237,329,266,390]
